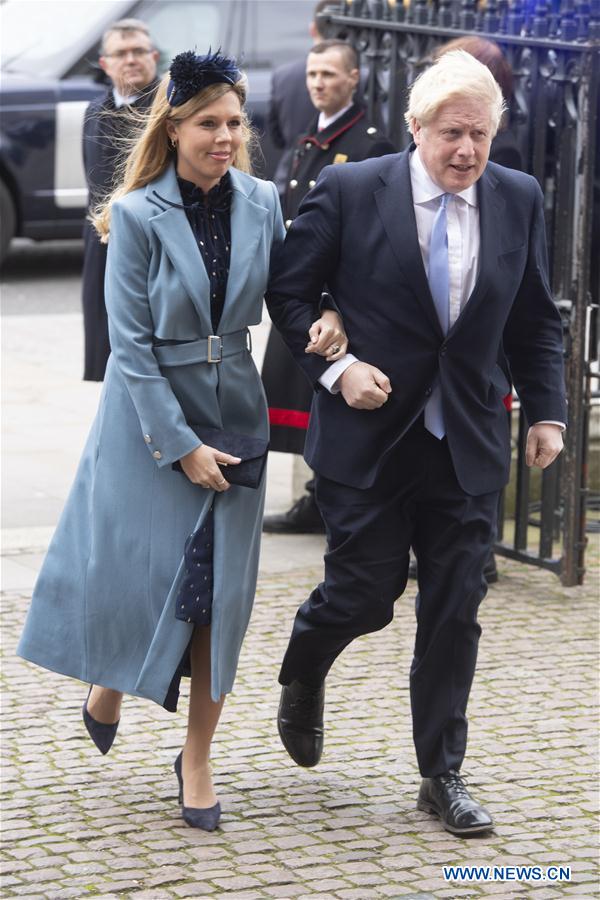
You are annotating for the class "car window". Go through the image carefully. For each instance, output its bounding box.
[0,0,128,77]
[241,0,314,68]
[133,0,226,69]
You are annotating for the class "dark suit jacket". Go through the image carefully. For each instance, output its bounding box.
[266,148,567,496]
[81,83,158,381]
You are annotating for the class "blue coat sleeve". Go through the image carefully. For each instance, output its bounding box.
[104,200,202,467]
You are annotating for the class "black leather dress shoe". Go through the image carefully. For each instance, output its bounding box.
[263,493,325,534]
[417,770,494,835]
[277,680,325,767]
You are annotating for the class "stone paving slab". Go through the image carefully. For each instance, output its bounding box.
[1,547,598,899]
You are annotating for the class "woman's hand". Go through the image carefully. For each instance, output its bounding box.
[179,444,241,491]
[305,309,348,362]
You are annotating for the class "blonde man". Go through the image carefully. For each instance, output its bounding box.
[267,51,566,836]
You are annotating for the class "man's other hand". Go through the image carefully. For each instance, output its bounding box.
[339,362,391,410]
[525,423,564,468]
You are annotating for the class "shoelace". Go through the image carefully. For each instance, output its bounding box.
[438,770,471,799]
[290,687,321,713]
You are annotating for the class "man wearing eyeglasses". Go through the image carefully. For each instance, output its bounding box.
[82,18,160,382]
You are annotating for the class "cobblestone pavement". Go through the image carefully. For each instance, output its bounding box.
[1,544,598,900]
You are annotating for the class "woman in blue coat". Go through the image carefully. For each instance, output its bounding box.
[17,51,344,830]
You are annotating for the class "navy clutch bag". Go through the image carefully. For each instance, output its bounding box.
[172,425,268,489]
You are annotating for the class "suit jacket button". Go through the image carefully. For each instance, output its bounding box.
[425,387,432,397]
[144,434,152,443]
[152,450,162,460]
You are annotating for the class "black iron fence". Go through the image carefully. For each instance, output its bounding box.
[320,0,599,585]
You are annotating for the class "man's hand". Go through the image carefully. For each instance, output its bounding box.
[339,361,391,410]
[525,423,564,469]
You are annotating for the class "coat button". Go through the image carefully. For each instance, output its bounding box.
[305,142,312,149]
[425,387,433,397]
[152,450,162,460]
[289,179,298,189]
[144,434,152,443]
[367,126,377,135]
[308,179,316,188]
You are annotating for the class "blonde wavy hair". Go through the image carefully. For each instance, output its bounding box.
[405,49,506,137]
[92,72,255,241]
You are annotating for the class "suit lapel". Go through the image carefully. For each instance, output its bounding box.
[374,151,444,339]
[146,166,213,333]
[219,168,269,331]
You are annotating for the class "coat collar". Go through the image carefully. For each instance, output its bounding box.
[146,164,268,332]
[374,147,503,339]
[302,102,366,150]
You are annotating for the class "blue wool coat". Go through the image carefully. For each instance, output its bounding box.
[17,164,285,706]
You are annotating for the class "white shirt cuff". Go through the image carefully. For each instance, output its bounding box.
[318,354,359,393]
[534,421,566,431]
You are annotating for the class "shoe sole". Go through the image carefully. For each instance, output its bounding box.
[417,798,494,835]
[277,718,322,768]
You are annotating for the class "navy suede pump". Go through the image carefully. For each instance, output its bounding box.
[82,686,119,755]
[174,751,221,831]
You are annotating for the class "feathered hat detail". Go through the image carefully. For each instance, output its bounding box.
[167,49,242,107]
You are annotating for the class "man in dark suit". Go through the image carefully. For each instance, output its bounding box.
[263,39,394,534]
[267,50,566,835]
[82,18,159,381]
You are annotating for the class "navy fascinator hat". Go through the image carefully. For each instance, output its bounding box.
[167,49,242,107]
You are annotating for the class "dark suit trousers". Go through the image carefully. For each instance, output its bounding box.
[278,420,500,777]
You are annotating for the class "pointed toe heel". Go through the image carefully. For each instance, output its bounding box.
[174,751,221,831]
[82,687,119,755]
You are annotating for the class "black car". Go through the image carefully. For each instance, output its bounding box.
[0,0,320,262]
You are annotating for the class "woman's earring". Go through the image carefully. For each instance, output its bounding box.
[170,138,177,150]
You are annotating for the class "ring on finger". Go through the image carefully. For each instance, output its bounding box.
[330,344,341,354]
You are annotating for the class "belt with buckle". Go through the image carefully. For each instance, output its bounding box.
[153,329,252,368]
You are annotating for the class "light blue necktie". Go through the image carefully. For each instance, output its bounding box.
[425,193,450,439]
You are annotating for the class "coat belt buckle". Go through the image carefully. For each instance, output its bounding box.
[207,335,222,363]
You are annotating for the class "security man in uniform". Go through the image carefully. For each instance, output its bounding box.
[262,39,395,533]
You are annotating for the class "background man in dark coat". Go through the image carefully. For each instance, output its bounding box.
[268,0,331,203]
[262,39,394,533]
[82,18,159,381]
[267,51,566,836]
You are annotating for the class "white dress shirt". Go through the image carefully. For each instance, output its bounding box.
[317,103,353,132]
[112,88,140,108]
